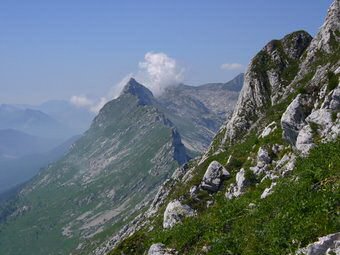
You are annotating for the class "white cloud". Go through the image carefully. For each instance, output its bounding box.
[70,95,93,108]
[109,73,134,99]
[70,95,99,113]
[90,97,107,113]
[70,74,134,114]
[137,52,184,96]
[220,63,244,71]
[70,52,184,113]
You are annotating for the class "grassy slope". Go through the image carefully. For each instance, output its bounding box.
[0,95,180,255]
[108,29,340,255]
[110,137,339,255]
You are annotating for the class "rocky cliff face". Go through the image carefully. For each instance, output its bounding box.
[159,74,243,154]
[105,1,340,254]
[299,0,340,77]
[222,31,312,144]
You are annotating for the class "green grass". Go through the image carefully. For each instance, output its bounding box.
[110,140,340,255]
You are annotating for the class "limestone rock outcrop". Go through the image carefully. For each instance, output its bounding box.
[163,200,195,229]
[148,243,178,255]
[223,31,312,144]
[296,232,340,255]
[201,161,230,192]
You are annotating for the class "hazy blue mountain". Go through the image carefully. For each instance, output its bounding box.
[0,104,73,139]
[35,100,95,134]
[0,134,80,194]
[0,129,58,159]
[0,78,188,255]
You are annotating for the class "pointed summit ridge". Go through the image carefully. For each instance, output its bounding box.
[121,78,154,105]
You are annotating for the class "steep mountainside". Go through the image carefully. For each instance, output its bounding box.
[104,1,340,255]
[158,74,243,154]
[0,79,188,255]
[221,32,312,143]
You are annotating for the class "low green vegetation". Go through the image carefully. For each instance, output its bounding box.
[110,140,340,255]
[0,95,183,255]
[327,71,339,92]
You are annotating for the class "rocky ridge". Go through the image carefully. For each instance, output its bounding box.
[0,79,189,255]
[221,31,312,144]
[158,74,243,154]
[105,1,340,254]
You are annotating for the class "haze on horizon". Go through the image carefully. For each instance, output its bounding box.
[0,0,333,107]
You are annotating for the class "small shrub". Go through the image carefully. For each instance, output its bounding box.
[309,122,319,134]
[297,86,307,94]
[331,112,337,123]
[327,71,338,91]
[334,30,340,37]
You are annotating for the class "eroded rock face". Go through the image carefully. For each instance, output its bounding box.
[226,168,248,199]
[163,200,195,229]
[330,86,340,110]
[250,147,272,176]
[299,0,340,76]
[296,124,315,155]
[260,121,277,138]
[296,232,340,255]
[201,161,230,192]
[257,147,272,165]
[296,102,340,155]
[322,86,340,111]
[148,243,178,255]
[223,31,312,144]
[260,182,277,199]
[275,153,297,177]
[281,94,313,146]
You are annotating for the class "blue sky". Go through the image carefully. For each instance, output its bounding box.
[0,0,333,105]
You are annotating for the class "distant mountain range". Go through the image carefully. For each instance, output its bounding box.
[0,104,71,140]
[0,75,242,255]
[0,75,242,197]
[1,101,94,139]
[0,131,80,194]
[0,129,57,159]
[158,73,243,154]
[32,100,95,134]
[0,101,94,195]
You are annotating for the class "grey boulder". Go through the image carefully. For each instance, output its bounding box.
[226,168,248,199]
[281,94,312,146]
[296,232,340,255]
[163,200,195,229]
[201,161,230,192]
[148,243,178,255]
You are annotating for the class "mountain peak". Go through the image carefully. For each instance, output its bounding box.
[121,78,154,105]
[222,30,313,144]
[306,0,339,55]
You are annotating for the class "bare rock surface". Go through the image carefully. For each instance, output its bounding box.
[148,243,178,255]
[163,200,195,229]
[201,161,230,192]
[296,232,340,255]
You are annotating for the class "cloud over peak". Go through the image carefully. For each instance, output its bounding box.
[70,52,184,113]
[221,63,244,71]
[70,95,106,113]
[137,52,184,96]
